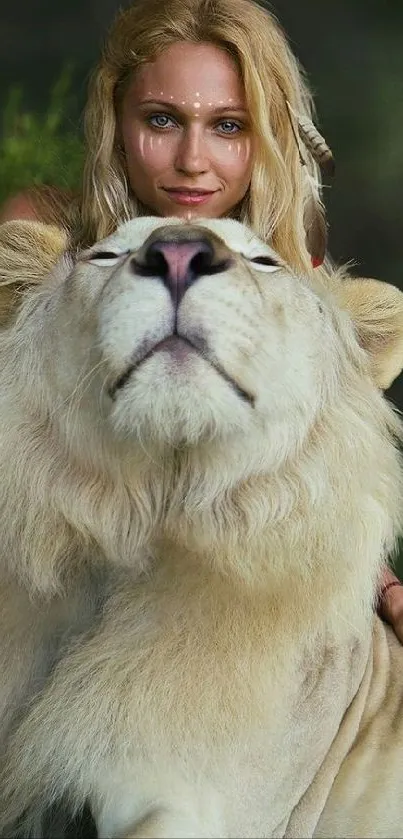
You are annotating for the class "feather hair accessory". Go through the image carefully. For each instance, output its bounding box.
[303,175,327,268]
[285,99,335,177]
[283,96,333,267]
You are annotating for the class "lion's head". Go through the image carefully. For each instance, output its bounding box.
[38,217,346,454]
[0,217,402,611]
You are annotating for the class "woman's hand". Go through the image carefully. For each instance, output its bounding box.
[378,567,403,643]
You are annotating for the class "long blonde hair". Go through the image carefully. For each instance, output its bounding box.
[81,0,329,277]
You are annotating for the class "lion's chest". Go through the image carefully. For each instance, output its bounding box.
[90,582,369,837]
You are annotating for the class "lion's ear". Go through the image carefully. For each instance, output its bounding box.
[338,277,403,389]
[0,220,68,326]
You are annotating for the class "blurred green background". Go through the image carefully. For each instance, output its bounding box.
[1,0,402,574]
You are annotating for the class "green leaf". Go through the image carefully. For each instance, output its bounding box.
[0,66,84,204]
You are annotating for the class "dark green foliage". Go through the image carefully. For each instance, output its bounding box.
[0,67,84,204]
[392,538,403,578]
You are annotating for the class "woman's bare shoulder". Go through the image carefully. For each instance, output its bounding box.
[0,184,79,229]
[0,191,40,223]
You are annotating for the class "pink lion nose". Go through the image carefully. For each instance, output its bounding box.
[141,239,216,305]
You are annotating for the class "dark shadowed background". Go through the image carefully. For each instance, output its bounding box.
[1,1,403,573]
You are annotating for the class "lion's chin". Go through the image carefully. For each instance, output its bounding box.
[109,334,254,409]
[108,351,253,448]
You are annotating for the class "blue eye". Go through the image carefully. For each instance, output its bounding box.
[217,120,242,134]
[149,114,175,129]
[147,113,243,135]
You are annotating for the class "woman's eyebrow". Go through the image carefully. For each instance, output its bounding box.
[137,99,248,115]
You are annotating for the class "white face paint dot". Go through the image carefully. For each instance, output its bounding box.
[193,102,201,109]
[195,92,200,97]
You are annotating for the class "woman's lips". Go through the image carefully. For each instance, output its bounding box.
[162,189,217,206]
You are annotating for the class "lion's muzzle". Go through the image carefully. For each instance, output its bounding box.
[130,225,233,308]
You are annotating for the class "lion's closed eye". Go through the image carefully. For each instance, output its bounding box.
[246,255,281,273]
[87,251,128,267]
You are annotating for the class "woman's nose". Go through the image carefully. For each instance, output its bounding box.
[174,128,209,175]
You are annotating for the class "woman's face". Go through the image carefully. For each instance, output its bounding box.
[120,41,254,219]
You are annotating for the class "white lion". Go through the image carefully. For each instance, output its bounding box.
[0,221,165,764]
[0,216,403,837]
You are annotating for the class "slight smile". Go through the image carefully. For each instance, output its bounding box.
[162,188,218,206]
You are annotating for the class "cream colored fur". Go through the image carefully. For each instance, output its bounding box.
[0,221,163,788]
[0,217,403,837]
[0,222,105,756]
[0,221,67,325]
[337,276,403,389]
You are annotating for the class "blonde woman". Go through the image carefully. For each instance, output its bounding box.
[1,0,403,638]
